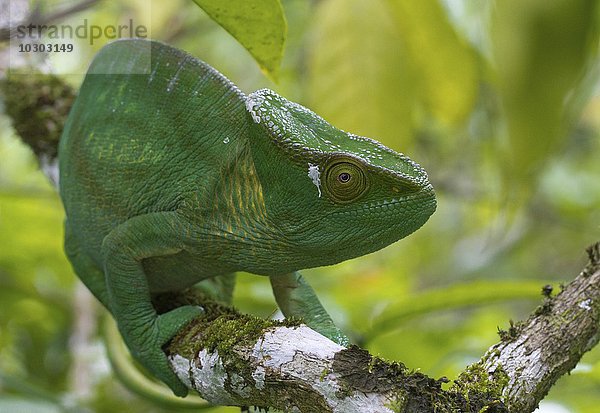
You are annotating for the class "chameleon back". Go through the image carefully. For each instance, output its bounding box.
[59,40,250,267]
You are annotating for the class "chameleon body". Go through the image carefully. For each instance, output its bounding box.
[59,39,436,396]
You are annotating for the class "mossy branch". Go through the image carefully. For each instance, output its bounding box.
[2,72,599,413]
[474,244,600,412]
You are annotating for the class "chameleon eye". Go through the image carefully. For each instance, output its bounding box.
[338,172,351,183]
[324,158,368,203]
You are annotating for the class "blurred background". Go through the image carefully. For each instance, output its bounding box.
[0,0,599,412]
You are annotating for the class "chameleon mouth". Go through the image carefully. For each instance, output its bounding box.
[330,185,436,218]
[360,198,404,213]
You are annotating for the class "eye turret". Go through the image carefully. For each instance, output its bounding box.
[323,156,369,203]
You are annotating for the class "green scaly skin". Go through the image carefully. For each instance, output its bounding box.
[59,39,436,397]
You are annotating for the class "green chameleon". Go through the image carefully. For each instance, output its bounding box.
[59,39,436,397]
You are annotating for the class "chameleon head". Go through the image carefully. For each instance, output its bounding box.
[246,89,436,268]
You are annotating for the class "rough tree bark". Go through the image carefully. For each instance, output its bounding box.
[162,250,599,413]
[1,71,599,413]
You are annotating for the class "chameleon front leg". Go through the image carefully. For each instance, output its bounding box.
[192,273,236,305]
[101,211,203,397]
[269,272,349,346]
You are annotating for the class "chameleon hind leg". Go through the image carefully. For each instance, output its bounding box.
[64,221,111,309]
[270,272,349,346]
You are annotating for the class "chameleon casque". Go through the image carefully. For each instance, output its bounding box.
[59,39,436,397]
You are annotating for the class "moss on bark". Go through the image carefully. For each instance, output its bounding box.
[0,73,75,159]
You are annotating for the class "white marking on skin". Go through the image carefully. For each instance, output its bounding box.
[245,95,264,123]
[148,65,158,83]
[166,58,188,93]
[308,163,322,197]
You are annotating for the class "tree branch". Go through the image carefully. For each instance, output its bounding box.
[0,0,100,42]
[1,71,598,413]
[477,245,600,412]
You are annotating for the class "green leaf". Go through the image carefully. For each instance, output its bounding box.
[309,0,418,148]
[386,0,480,126]
[491,0,600,188]
[191,0,287,80]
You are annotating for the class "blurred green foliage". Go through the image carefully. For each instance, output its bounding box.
[1,0,599,412]
[191,0,286,80]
